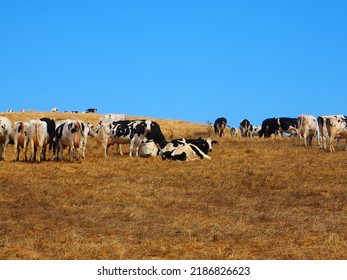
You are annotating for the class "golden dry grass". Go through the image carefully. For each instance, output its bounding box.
[0,112,346,260]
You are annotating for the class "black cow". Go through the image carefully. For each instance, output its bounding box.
[40,117,56,160]
[214,117,227,138]
[259,118,279,138]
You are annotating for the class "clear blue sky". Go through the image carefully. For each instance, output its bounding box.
[1,0,346,126]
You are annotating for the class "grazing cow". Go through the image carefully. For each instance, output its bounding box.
[13,121,30,161]
[277,118,299,136]
[214,117,227,138]
[7,110,13,113]
[259,117,298,138]
[28,120,48,162]
[297,114,318,146]
[138,140,160,157]
[55,120,87,162]
[239,119,252,137]
[85,108,97,113]
[51,108,58,112]
[249,125,261,137]
[326,115,347,152]
[101,120,152,157]
[259,118,279,138]
[40,117,56,160]
[230,127,241,138]
[0,116,14,160]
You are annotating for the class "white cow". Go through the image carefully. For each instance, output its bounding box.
[138,140,159,157]
[326,115,347,152]
[51,108,59,112]
[317,115,344,150]
[29,120,48,162]
[297,114,318,146]
[0,116,14,160]
[13,121,31,161]
[230,127,241,138]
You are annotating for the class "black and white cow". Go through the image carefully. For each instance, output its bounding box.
[54,119,95,162]
[277,118,299,136]
[85,108,97,113]
[326,115,347,152]
[144,121,216,161]
[239,119,252,137]
[160,137,216,161]
[0,116,14,160]
[101,120,152,157]
[214,117,227,138]
[259,117,298,138]
[40,117,56,160]
[13,121,30,161]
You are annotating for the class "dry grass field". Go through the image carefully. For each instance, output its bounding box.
[0,112,346,260]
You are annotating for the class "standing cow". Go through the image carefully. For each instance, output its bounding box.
[214,117,227,138]
[326,115,347,152]
[55,120,86,162]
[13,121,30,161]
[0,116,14,160]
[297,114,318,146]
[29,119,48,163]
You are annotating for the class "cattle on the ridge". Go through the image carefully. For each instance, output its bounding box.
[326,115,347,152]
[249,125,261,137]
[13,121,30,161]
[101,120,152,157]
[51,108,58,112]
[239,119,251,137]
[85,108,97,113]
[277,118,299,136]
[230,127,240,138]
[55,119,93,162]
[28,120,48,163]
[0,116,14,160]
[258,118,278,138]
[259,117,298,138]
[214,117,227,138]
[297,114,318,146]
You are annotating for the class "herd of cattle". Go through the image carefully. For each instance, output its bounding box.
[0,114,217,162]
[214,114,347,152]
[0,113,346,163]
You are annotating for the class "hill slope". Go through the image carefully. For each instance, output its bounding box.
[0,112,346,259]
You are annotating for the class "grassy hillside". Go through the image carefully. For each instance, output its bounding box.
[0,112,346,259]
